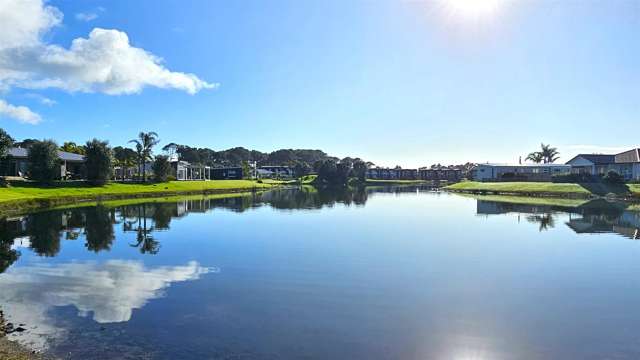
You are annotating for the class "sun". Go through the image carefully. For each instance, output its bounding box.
[443,0,504,20]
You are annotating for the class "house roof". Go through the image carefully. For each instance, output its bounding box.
[615,148,640,163]
[7,147,85,162]
[479,163,571,168]
[566,154,615,165]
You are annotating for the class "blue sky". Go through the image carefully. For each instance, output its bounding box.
[0,0,638,167]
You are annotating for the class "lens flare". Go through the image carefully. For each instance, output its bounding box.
[443,0,504,20]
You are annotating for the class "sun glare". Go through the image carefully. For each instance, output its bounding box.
[443,0,504,20]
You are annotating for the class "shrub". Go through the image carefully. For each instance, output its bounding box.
[167,175,177,182]
[152,155,171,182]
[603,170,625,184]
[85,139,112,185]
[28,140,59,184]
[552,173,599,183]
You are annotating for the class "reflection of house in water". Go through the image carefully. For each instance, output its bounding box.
[566,211,640,240]
[476,199,640,240]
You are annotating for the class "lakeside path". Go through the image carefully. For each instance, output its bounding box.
[446,181,640,200]
[0,180,277,217]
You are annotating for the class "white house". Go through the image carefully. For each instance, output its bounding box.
[474,163,571,182]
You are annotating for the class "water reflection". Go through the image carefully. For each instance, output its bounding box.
[0,186,431,273]
[476,198,640,239]
[0,260,213,350]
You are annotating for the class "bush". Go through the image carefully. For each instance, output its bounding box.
[603,170,625,184]
[28,140,59,184]
[85,139,112,185]
[152,155,171,182]
[167,175,176,182]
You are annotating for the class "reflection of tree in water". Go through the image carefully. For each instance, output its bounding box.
[526,213,556,232]
[125,204,161,255]
[84,205,116,252]
[0,221,20,274]
[27,211,63,257]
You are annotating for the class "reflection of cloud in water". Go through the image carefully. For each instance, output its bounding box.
[0,260,214,350]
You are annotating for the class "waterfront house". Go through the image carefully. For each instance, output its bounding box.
[565,148,640,181]
[474,163,571,182]
[0,147,85,180]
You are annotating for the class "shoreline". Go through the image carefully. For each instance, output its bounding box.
[0,180,279,218]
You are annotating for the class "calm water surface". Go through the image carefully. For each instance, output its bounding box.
[2,187,640,359]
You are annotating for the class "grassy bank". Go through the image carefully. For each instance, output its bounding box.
[446,181,640,199]
[0,180,276,216]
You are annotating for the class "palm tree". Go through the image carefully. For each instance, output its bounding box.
[540,143,560,164]
[129,132,160,182]
[525,151,544,163]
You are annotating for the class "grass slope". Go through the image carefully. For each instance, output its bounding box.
[0,180,275,216]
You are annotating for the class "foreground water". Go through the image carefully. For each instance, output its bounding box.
[1,186,640,359]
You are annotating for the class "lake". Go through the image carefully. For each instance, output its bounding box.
[2,186,640,359]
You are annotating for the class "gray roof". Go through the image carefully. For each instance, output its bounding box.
[7,147,85,162]
[566,154,615,165]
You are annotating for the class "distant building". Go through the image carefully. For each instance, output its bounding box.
[211,167,243,180]
[474,163,571,182]
[366,168,418,180]
[1,147,85,179]
[419,167,464,182]
[566,148,640,181]
[170,160,211,180]
[258,166,293,179]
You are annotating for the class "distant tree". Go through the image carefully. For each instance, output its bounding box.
[241,160,253,179]
[312,160,324,173]
[152,155,171,182]
[13,138,38,149]
[129,131,160,182]
[60,142,86,155]
[352,159,368,181]
[293,161,311,178]
[113,146,137,181]
[0,128,14,183]
[162,142,179,159]
[85,139,112,185]
[0,128,13,159]
[540,143,560,163]
[28,140,59,183]
[525,151,544,164]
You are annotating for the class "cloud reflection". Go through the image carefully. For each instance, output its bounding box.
[0,260,214,350]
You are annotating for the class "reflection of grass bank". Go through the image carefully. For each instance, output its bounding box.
[0,180,275,218]
[454,193,590,208]
[363,179,429,186]
[447,181,640,199]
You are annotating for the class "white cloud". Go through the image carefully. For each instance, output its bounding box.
[75,12,98,22]
[0,99,41,124]
[0,0,62,50]
[24,93,56,106]
[0,0,216,123]
[0,260,215,350]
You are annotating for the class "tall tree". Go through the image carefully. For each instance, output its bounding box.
[525,152,544,164]
[129,132,160,182]
[152,155,171,182]
[113,146,137,181]
[0,128,14,182]
[85,139,112,185]
[540,143,560,163]
[28,140,59,184]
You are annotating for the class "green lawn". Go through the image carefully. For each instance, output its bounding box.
[0,180,273,204]
[446,181,640,197]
